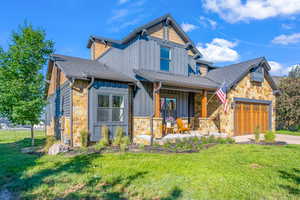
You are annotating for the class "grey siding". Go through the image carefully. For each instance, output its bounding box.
[99,37,192,78]
[133,81,153,116]
[89,80,129,142]
[60,82,71,117]
[160,90,189,117]
[98,38,140,77]
[139,38,189,76]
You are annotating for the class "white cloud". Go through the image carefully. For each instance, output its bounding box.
[181,23,198,33]
[203,0,300,23]
[272,33,300,45]
[118,0,130,5]
[281,24,294,30]
[109,9,129,22]
[268,61,293,75]
[197,38,240,63]
[199,16,217,29]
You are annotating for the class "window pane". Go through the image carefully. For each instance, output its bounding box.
[112,108,124,122]
[160,47,170,59]
[160,59,170,71]
[98,95,109,108]
[97,108,110,122]
[112,96,124,108]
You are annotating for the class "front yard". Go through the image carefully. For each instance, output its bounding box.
[1,130,300,199]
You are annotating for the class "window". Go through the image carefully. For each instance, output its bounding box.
[97,95,110,122]
[160,46,171,71]
[97,94,125,122]
[112,96,124,122]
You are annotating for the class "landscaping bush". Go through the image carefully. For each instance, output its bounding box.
[264,131,276,143]
[113,127,124,146]
[80,130,89,147]
[254,126,260,143]
[44,136,57,152]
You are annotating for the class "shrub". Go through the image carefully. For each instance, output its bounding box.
[264,131,276,143]
[101,125,110,143]
[80,130,89,147]
[207,135,216,143]
[254,126,260,143]
[44,136,57,152]
[113,127,124,146]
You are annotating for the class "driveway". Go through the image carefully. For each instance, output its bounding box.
[233,134,300,145]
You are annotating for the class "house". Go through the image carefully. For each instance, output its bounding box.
[45,14,279,146]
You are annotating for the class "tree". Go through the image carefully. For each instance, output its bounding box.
[276,65,300,131]
[0,23,54,146]
[288,64,300,78]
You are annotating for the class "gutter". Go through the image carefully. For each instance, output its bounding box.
[150,81,162,145]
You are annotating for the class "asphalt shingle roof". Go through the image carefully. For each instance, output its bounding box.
[51,54,135,83]
[206,57,267,89]
[133,69,220,89]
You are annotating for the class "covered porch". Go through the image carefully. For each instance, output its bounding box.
[154,84,221,137]
[134,69,222,138]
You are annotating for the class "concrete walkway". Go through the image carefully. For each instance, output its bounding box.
[233,134,300,144]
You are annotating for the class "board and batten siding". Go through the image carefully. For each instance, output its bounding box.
[139,38,189,76]
[133,81,153,116]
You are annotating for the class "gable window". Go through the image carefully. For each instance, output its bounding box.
[160,46,171,71]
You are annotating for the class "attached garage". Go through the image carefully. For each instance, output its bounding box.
[234,98,272,136]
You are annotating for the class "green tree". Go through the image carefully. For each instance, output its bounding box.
[276,65,300,131]
[0,23,54,146]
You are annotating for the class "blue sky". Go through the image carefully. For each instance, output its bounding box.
[1,0,300,76]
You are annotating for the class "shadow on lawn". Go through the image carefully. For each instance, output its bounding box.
[278,168,300,195]
[2,137,183,199]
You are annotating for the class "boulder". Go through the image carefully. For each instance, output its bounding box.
[48,143,70,155]
[133,135,152,145]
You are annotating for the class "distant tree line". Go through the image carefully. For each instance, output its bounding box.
[276,65,300,131]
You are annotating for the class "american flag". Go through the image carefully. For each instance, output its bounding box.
[216,82,229,113]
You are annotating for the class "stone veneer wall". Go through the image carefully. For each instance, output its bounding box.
[133,117,163,138]
[46,120,55,136]
[193,73,275,136]
[219,73,276,136]
[72,80,89,146]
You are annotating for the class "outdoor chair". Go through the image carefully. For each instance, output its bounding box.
[176,118,191,133]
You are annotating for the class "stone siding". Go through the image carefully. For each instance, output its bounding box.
[72,80,89,146]
[133,116,163,138]
[220,73,276,136]
[46,120,55,136]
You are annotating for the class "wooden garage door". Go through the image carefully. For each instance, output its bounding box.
[234,102,269,136]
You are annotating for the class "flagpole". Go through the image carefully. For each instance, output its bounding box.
[206,90,217,106]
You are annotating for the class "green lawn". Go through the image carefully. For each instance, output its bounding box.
[277,130,300,136]
[1,130,300,199]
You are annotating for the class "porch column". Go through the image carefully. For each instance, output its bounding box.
[154,83,161,118]
[201,90,207,118]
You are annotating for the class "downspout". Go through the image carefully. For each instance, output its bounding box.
[70,78,75,147]
[87,77,95,143]
[150,81,162,145]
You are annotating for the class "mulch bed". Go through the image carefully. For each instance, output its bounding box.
[64,143,217,156]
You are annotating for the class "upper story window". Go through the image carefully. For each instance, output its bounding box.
[160,46,171,71]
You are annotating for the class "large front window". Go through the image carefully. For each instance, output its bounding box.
[97,94,124,122]
[160,46,171,71]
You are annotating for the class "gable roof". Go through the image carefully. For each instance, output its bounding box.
[87,14,201,56]
[134,69,219,90]
[206,57,277,91]
[48,54,135,83]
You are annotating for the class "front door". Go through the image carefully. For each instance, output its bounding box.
[160,97,177,123]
